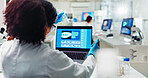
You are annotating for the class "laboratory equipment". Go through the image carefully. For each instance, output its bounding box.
[55,26,92,60]
[55,12,69,26]
[131,25,144,42]
[73,18,77,22]
[82,12,95,21]
[121,58,130,77]
[130,49,137,60]
[66,13,73,26]
[55,12,66,24]
[67,13,73,22]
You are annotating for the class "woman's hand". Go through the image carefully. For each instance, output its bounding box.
[87,39,100,57]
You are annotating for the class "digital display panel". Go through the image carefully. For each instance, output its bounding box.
[120,18,134,35]
[101,19,112,31]
[82,12,95,21]
[56,27,92,49]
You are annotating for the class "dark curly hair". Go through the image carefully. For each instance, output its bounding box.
[86,16,92,23]
[4,0,57,44]
[39,0,57,27]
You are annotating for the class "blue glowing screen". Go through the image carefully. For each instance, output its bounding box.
[56,29,92,49]
[82,12,95,21]
[120,18,134,35]
[101,19,112,31]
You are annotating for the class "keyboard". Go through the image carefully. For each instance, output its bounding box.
[64,51,87,60]
[106,33,113,37]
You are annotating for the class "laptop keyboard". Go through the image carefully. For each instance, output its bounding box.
[64,51,87,60]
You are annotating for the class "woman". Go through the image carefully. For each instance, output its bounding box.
[85,16,93,26]
[1,0,99,78]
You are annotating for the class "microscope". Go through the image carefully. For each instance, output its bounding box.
[130,25,144,45]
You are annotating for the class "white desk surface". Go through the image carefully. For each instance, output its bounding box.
[95,35,148,47]
[0,66,146,78]
[0,73,4,78]
[94,35,148,77]
[90,66,147,78]
[97,36,129,47]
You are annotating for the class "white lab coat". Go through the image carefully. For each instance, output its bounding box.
[85,22,95,35]
[85,22,92,26]
[0,39,96,78]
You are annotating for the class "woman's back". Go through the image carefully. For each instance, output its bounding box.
[1,40,51,78]
[1,40,96,78]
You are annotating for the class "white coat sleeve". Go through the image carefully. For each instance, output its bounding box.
[47,50,96,78]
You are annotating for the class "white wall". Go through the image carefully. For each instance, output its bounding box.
[133,0,148,45]
[0,0,6,71]
[51,1,71,12]
[133,0,148,19]
[0,0,6,28]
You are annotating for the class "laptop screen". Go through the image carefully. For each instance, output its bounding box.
[56,26,92,51]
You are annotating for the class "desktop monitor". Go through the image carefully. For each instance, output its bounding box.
[56,26,92,51]
[82,12,95,21]
[101,19,112,31]
[120,18,134,36]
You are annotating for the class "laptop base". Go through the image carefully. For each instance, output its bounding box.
[64,51,87,60]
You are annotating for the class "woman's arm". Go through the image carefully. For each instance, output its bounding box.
[47,50,95,78]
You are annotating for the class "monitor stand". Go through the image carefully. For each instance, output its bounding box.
[105,30,113,38]
[95,30,113,38]
[119,35,132,44]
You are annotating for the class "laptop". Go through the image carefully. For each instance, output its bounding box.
[55,26,92,60]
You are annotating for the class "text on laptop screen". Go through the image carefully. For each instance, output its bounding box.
[56,28,92,49]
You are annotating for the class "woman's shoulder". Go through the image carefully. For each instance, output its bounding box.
[40,43,62,54]
[1,40,13,48]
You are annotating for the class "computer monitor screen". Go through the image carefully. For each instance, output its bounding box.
[120,18,134,35]
[56,26,92,50]
[82,12,95,21]
[101,19,112,31]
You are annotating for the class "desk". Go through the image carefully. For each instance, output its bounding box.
[94,35,148,77]
[0,66,146,78]
[94,35,148,47]
[0,73,4,78]
[90,66,147,78]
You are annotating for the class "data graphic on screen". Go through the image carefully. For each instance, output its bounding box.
[56,28,92,49]
[120,18,134,35]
